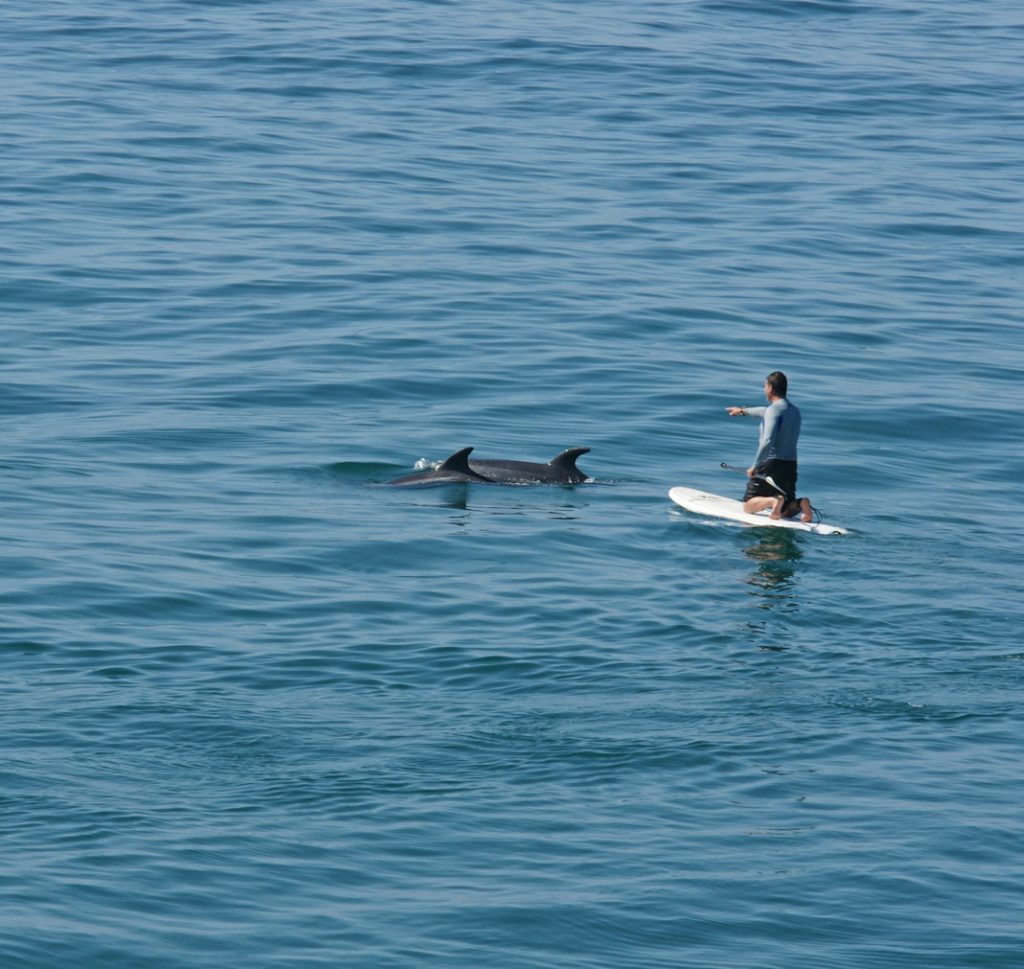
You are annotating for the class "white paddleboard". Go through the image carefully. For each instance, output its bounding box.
[668,486,848,536]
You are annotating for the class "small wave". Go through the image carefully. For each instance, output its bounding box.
[701,0,876,15]
[324,460,407,480]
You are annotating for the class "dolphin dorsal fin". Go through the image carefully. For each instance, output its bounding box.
[549,447,591,470]
[439,447,475,474]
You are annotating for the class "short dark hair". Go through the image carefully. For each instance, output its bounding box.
[766,371,788,397]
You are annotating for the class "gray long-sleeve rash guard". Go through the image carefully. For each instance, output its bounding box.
[743,398,801,467]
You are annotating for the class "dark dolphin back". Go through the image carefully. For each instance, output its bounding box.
[386,446,492,485]
[388,446,590,486]
[549,447,591,483]
[438,447,479,476]
[466,447,592,484]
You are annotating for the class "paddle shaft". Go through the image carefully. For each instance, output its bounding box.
[719,462,787,497]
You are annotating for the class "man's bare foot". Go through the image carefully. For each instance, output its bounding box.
[799,497,813,523]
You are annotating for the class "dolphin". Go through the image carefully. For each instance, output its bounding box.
[385,447,493,486]
[386,446,591,486]
[468,446,591,485]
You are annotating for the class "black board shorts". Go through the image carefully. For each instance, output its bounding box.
[744,459,798,504]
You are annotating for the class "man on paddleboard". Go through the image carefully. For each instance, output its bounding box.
[726,371,813,522]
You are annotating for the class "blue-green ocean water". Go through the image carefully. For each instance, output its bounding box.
[3,1,1023,966]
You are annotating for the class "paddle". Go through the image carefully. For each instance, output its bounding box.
[719,462,787,496]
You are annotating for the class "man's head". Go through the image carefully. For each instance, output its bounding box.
[765,371,788,399]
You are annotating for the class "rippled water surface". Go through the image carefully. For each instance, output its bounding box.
[3,1,1023,966]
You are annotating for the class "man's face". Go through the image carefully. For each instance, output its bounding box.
[764,380,772,400]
